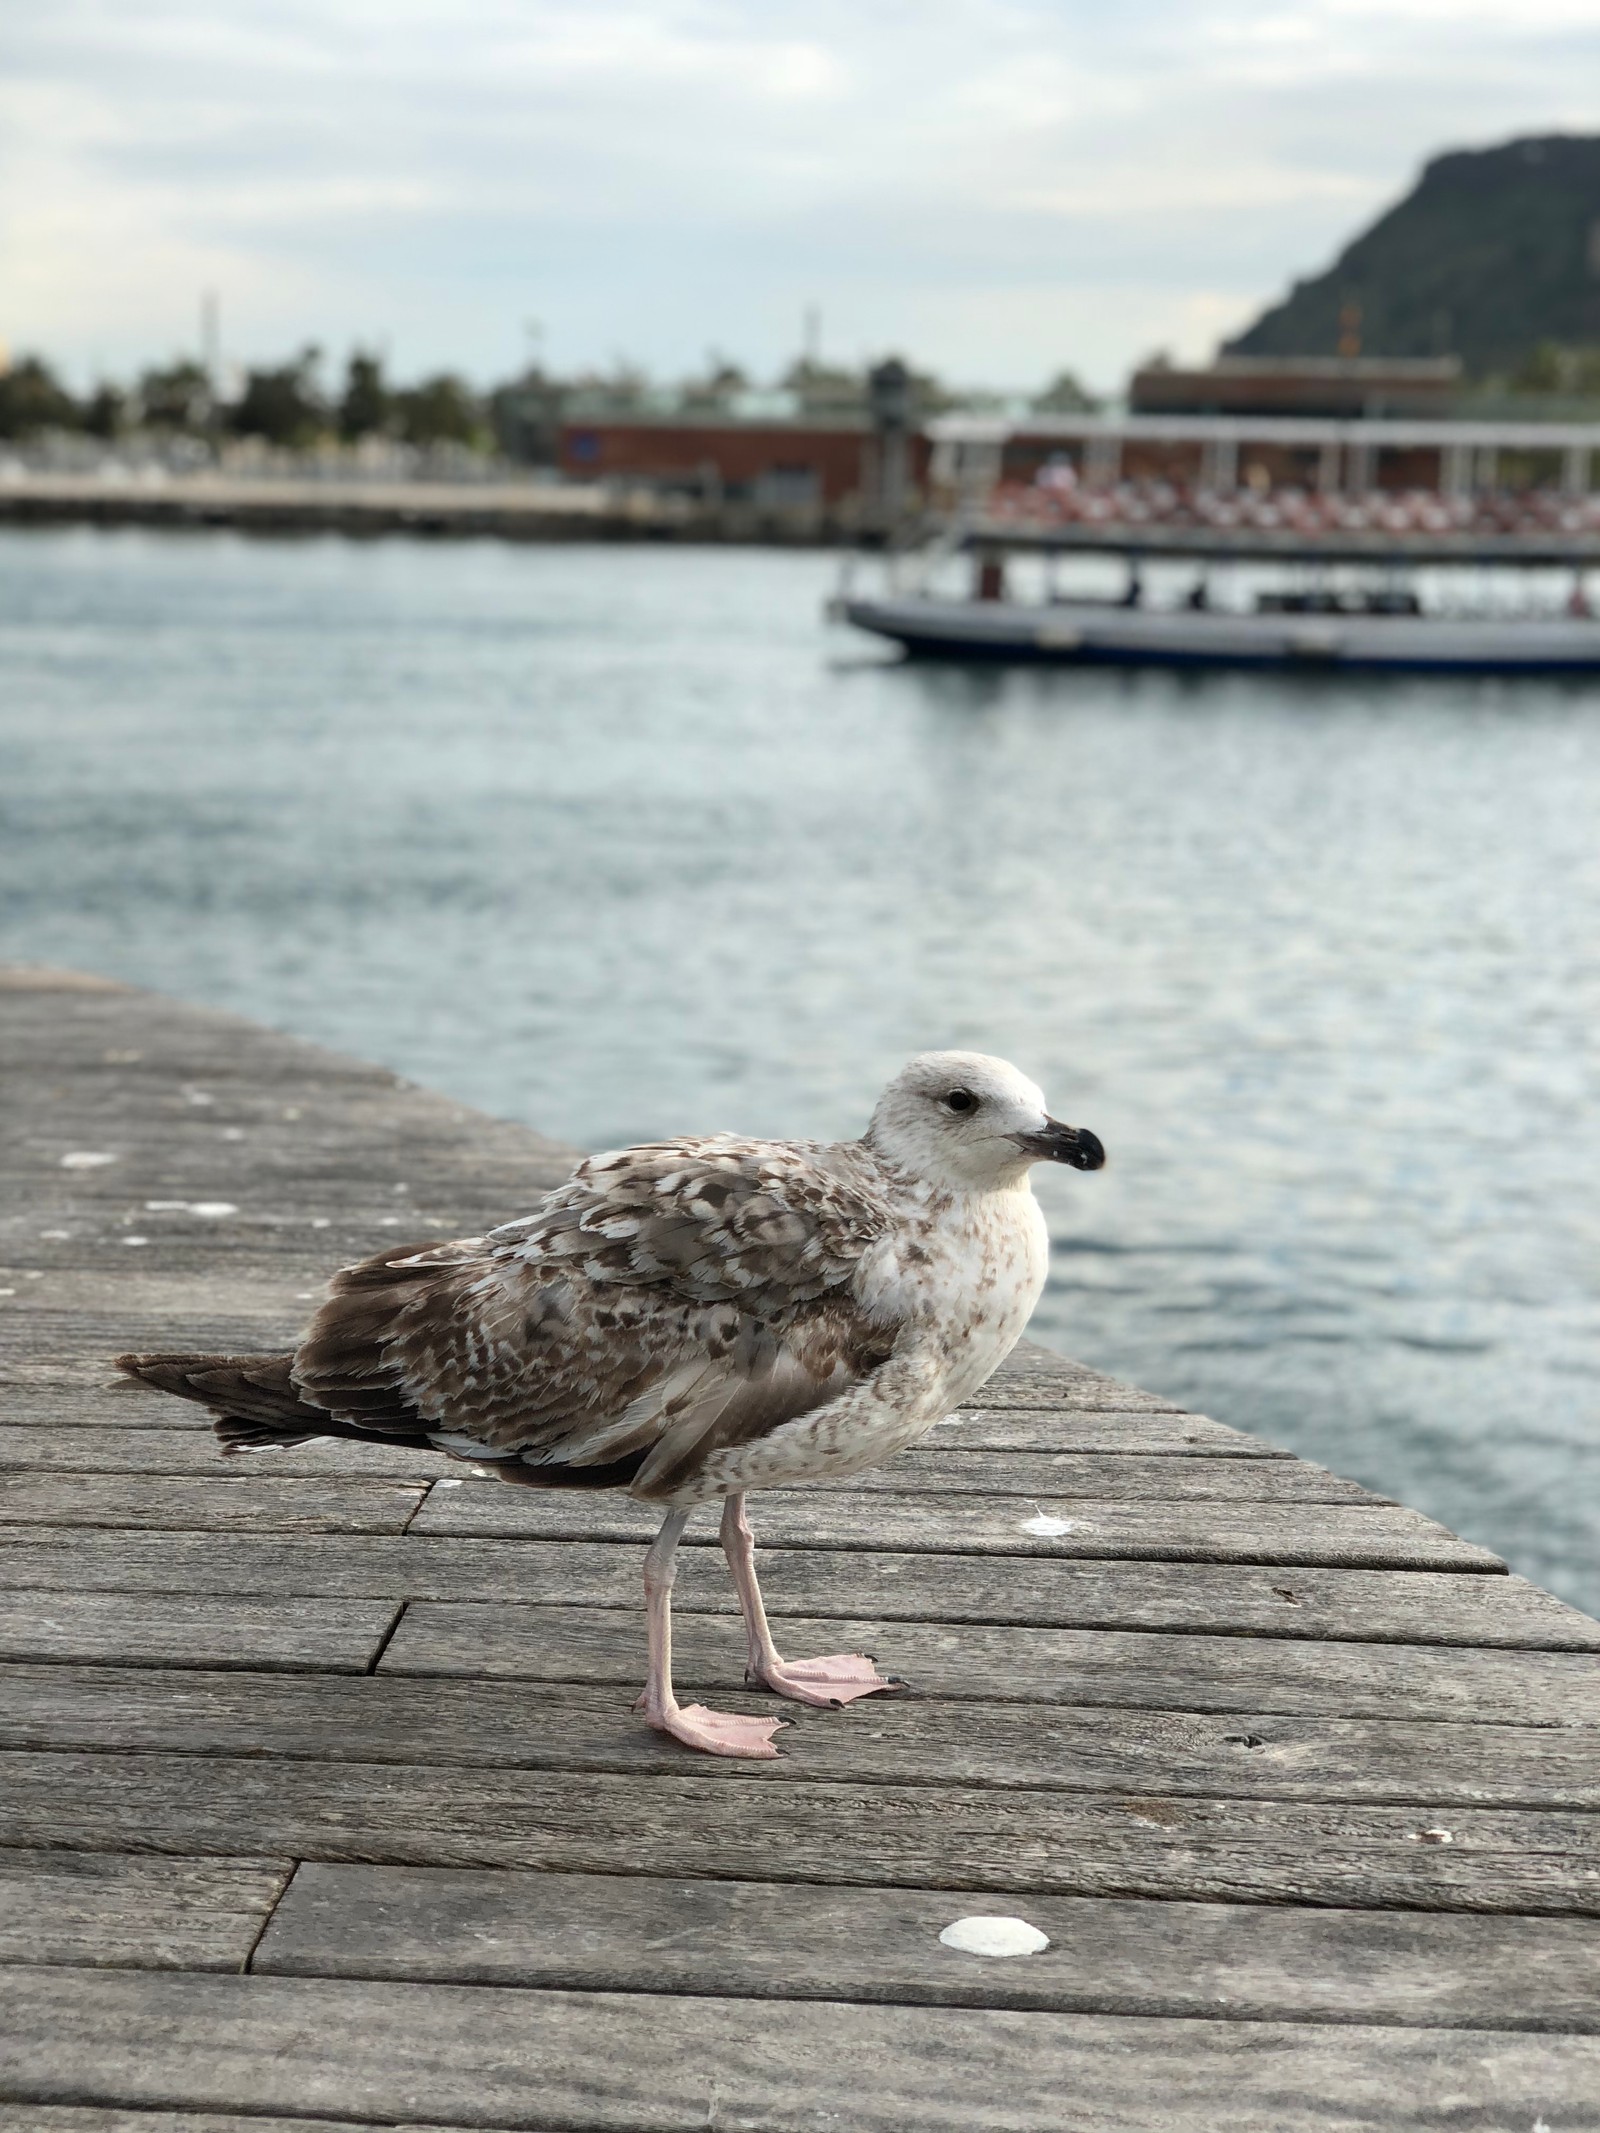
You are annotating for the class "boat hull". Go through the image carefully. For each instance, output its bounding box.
[841,595,1600,673]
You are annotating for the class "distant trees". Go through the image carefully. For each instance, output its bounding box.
[1507,342,1600,399]
[559,360,652,416]
[338,352,390,440]
[393,372,484,448]
[680,353,749,413]
[231,348,327,447]
[0,356,80,438]
[1031,369,1099,414]
[489,366,565,463]
[333,351,488,447]
[780,354,958,419]
[782,355,866,417]
[0,340,1130,458]
[81,384,129,439]
[137,360,213,432]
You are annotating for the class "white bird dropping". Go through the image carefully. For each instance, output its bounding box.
[939,1915,1050,1958]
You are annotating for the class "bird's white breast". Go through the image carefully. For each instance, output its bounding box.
[863,1181,1050,1412]
[670,1174,1051,1502]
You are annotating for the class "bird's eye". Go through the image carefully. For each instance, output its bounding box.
[944,1088,977,1114]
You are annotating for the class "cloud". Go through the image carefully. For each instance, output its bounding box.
[2,0,1598,390]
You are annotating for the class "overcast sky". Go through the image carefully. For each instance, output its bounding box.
[4,0,1599,395]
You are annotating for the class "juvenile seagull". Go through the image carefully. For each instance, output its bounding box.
[117,1052,1104,1759]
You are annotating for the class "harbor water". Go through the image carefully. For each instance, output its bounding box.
[2,526,1596,1611]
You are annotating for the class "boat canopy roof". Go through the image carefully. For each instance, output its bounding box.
[928,412,1600,452]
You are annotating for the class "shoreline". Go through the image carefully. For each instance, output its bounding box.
[0,470,856,546]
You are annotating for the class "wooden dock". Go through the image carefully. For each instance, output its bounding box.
[2,965,1598,2130]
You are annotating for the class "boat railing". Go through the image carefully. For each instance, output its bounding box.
[978,475,1600,543]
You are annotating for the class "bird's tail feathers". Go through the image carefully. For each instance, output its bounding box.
[112,1350,329,1453]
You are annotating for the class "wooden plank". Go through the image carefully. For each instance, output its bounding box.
[978,1344,1188,1411]
[886,1405,1287,1452]
[0,976,573,1150]
[0,1320,301,1368]
[0,1591,398,1673]
[4,1969,1600,2131]
[5,1666,1594,1809]
[967,1383,1192,1413]
[257,1861,1600,2030]
[0,1427,1370,1499]
[0,1272,325,1324]
[0,1386,211,1430]
[0,1474,429,1535]
[0,1850,289,1973]
[8,1750,1597,1912]
[409,1482,1502,1571]
[378,1601,1600,1726]
[6,1388,1268,1455]
[0,1426,454,1483]
[5,1531,1594,1646]
[0,2113,449,2133]
[800,1447,1382,1500]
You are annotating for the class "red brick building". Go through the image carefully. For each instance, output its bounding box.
[557,418,932,509]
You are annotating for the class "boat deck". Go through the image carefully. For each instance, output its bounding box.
[3,967,1598,2130]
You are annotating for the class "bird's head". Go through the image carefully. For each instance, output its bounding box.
[866,1050,1105,1192]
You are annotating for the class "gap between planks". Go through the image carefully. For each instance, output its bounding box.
[4,1849,1599,2036]
[6,1746,1594,1913]
[4,1965,1600,2132]
[10,1592,1598,1725]
[3,1664,1596,1810]
[0,1472,1504,1571]
[3,1532,1591,1646]
[0,1428,1368,1499]
[245,1860,1600,2030]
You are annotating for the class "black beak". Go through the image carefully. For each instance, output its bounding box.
[1013,1118,1106,1171]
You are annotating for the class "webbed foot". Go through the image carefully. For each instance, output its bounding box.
[639,1695,788,1759]
[752,1654,906,1708]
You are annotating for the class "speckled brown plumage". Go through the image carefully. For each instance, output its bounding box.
[116,1051,1105,1757]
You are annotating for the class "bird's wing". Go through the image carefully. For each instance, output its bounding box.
[290,1135,902,1494]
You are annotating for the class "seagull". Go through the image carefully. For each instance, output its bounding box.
[117,1051,1104,1759]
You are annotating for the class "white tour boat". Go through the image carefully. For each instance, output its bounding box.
[838,576,1600,672]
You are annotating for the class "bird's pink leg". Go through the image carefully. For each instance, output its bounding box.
[720,1493,904,1708]
[635,1506,787,1759]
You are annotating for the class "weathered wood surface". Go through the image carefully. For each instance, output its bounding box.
[257,1861,1600,2029]
[0,1424,453,1480]
[1,1591,399,1672]
[407,1477,1500,1569]
[853,1405,1288,1453]
[7,1751,1599,1913]
[0,1427,1372,1498]
[2,1390,1272,1454]
[0,1850,289,1973]
[9,1585,1594,1721]
[4,966,1598,2129]
[4,1460,1458,1569]
[377,1600,1600,1724]
[7,1528,1592,1643]
[0,2116,472,2133]
[964,1347,1186,1410]
[5,1970,1600,2133]
[0,1473,431,1534]
[10,1663,1600,1808]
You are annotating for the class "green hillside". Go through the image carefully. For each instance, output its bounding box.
[1226,134,1600,378]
